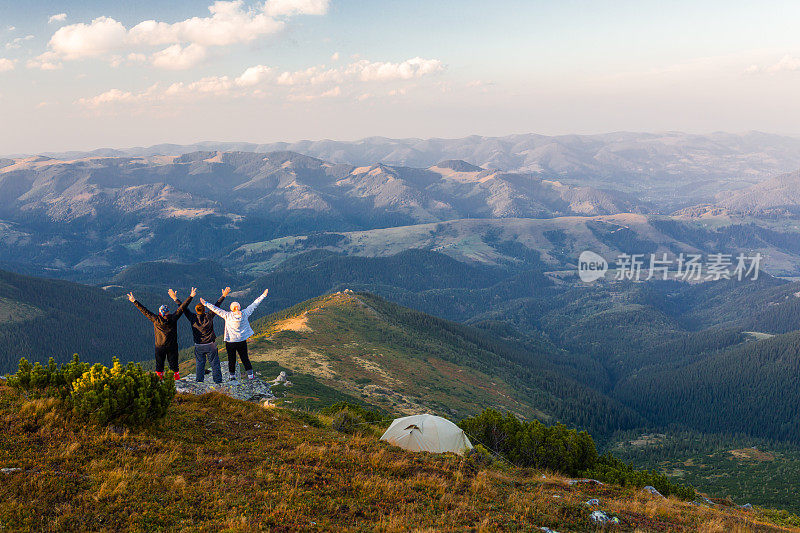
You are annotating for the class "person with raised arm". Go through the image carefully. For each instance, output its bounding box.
[128,288,196,380]
[200,289,269,381]
[169,287,230,384]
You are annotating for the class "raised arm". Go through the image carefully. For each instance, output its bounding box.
[168,288,194,319]
[173,288,196,320]
[202,298,230,319]
[215,286,231,307]
[128,292,157,323]
[244,289,269,317]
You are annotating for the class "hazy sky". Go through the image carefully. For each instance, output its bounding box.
[2,0,800,154]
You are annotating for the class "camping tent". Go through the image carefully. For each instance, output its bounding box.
[380,414,473,455]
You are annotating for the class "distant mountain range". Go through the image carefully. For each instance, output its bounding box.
[0,150,646,275]
[5,134,800,278]
[677,168,800,217]
[0,151,639,223]
[10,131,800,204]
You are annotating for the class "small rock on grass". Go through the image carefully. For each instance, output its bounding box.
[568,478,604,486]
[643,485,665,498]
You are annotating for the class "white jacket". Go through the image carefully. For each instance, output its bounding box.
[204,293,266,342]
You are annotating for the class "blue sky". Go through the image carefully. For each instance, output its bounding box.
[2,0,800,153]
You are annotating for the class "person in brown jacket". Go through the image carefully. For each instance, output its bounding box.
[128,287,196,380]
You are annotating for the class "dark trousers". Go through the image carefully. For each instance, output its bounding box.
[195,343,222,383]
[225,341,251,373]
[155,345,179,372]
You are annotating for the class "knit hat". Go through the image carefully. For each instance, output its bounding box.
[158,305,169,316]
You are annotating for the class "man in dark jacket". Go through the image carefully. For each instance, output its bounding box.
[127,288,195,380]
[169,287,230,384]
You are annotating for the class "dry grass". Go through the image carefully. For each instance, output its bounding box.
[0,384,797,532]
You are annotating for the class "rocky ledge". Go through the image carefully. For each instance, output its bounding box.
[175,373,275,402]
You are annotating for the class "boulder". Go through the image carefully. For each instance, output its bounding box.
[175,373,274,402]
[643,485,665,498]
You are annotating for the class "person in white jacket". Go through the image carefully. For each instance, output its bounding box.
[201,289,268,380]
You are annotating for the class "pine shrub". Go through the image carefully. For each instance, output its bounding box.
[6,355,174,426]
[71,360,175,425]
[331,409,364,434]
[582,453,696,500]
[458,408,598,475]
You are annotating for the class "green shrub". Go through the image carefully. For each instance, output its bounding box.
[464,444,494,471]
[582,453,695,500]
[6,355,174,426]
[71,360,175,425]
[6,356,86,394]
[331,409,364,434]
[458,408,598,476]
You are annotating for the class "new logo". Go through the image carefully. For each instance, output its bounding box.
[578,251,608,282]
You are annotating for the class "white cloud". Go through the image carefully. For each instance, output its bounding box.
[330,51,339,61]
[151,43,207,70]
[0,58,15,72]
[165,76,234,97]
[41,0,327,69]
[287,85,341,102]
[277,64,341,85]
[347,57,444,81]
[77,55,444,107]
[49,16,127,59]
[5,34,34,50]
[48,13,68,24]
[27,52,62,70]
[742,55,800,75]
[236,64,273,86]
[765,55,800,73]
[127,1,282,48]
[78,88,136,107]
[264,0,330,17]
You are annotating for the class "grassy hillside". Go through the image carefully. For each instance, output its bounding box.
[1,383,796,532]
[240,291,642,440]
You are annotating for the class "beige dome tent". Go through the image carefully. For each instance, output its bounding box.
[380,414,473,455]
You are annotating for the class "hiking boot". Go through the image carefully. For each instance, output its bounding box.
[229,374,237,381]
[247,371,255,380]
[173,372,180,380]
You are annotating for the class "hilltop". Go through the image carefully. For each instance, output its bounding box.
[219,290,642,439]
[1,382,797,532]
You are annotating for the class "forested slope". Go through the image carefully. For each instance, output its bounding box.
[0,270,154,373]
